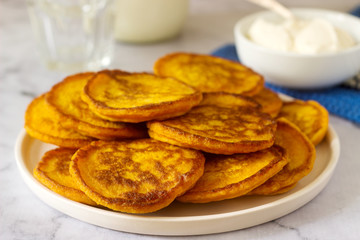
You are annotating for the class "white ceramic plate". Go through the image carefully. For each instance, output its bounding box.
[15,125,340,236]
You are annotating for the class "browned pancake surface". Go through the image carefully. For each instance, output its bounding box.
[81,70,202,123]
[177,146,288,203]
[154,52,264,96]
[199,92,261,109]
[69,139,205,213]
[34,148,96,205]
[148,104,276,154]
[277,100,329,145]
[46,72,147,139]
[249,118,316,195]
[252,88,283,118]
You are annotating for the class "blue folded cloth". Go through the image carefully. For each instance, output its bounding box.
[211,6,360,124]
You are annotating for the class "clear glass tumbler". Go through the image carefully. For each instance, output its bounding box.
[26,0,114,72]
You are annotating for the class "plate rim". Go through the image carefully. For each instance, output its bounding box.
[14,124,340,235]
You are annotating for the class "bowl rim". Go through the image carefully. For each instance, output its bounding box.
[234,7,360,58]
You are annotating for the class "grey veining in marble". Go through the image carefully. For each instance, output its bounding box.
[1,0,360,239]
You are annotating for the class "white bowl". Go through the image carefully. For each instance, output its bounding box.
[234,8,360,89]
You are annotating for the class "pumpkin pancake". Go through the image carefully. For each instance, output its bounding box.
[252,88,283,118]
[177,145,288,203]
[81,70,202,123]
[270,183,297,195]
[153,52,264,96]
[199,92,261,109]
[249,118,316,195]
[277,100,329,145]
[46,72,147,140]
[24,94,93,148]
[69,139,205,213]
[34,148,96,205]
[147,104,276,154]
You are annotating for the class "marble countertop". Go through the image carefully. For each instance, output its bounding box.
[1,0,360,239]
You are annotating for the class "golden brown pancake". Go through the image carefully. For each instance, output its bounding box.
[153,52,264,96]
[277,100,329,145]
[147,104,276,154]
[249,118,316,195]
[81,70,202,123]
[24,94,93,148]
[46,72,148,140]
[69,139,205,213]
[270,183,297,195]
[34,148,96,205]
[252,88,283,118]
[177,145,288,203]
[199,92,261,109]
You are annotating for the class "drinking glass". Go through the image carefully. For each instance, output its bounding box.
[27,0,114,72]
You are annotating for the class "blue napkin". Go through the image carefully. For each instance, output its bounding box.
[211,6,360,124]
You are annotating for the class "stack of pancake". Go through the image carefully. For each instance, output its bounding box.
[26,52,329,213]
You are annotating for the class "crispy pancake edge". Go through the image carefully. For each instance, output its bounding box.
[24,94,94,148]
[148,128,275,154]
[25,126,93,149]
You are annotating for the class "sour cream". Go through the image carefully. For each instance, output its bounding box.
[248,17,356,54]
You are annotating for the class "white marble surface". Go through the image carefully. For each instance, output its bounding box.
[1,0,360,239]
